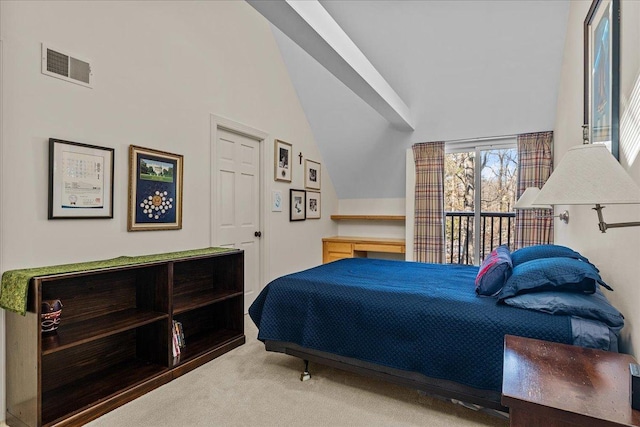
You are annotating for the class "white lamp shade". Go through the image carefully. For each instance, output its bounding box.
[514,187,552,210]
[534,144,640,205]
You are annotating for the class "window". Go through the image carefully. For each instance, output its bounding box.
[444,139,517,265]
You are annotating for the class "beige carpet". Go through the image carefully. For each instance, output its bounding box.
[87,315,509,427]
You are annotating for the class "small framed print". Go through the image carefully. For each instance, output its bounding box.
[272,190,283,212]
[128,145,183,231]
[306,191,321,219]
[48,138,114,219]
[290,189,306,221]
[304,159,321,190]
[274,139,292,182]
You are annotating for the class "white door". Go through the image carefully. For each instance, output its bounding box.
[214,128,261,312]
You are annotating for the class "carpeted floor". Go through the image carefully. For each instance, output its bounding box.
[86,315,509,426]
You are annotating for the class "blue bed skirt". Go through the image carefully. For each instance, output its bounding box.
[250,258,575,393]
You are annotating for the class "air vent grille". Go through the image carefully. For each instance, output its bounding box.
[46,49,69,77]
[69,57,90,84]
[41,44,92,88]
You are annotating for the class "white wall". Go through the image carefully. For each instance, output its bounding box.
[336,198,405,239]
[332,198,405,261]
[0,6,5,425]
[554,0,640,356]
[0,0,339,420]
[275,1,571,200]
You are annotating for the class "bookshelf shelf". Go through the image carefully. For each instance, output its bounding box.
[173,328,243,366]
[41,358,170,426]
[173,289,243,315]
[41,308,168,355]
[5,249,245,427]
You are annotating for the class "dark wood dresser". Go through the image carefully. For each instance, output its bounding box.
[502,334,640,427]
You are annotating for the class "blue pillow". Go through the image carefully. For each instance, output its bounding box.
[497,257,612,301]
[501,288,624,329]
[511,244,598,271]
[475,245,512,297]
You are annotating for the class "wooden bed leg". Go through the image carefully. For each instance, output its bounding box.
[300,359,311,381]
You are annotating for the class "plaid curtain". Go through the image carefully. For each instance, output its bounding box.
[514,131,554,249]
[413,142,445,263]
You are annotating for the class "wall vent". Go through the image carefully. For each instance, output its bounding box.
[41,44,92,88]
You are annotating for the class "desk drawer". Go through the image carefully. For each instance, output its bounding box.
[326,254,352,263]
[354,243,405,254]
[325,242,353,254]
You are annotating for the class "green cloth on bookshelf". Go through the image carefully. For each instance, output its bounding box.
[0,247,234,316]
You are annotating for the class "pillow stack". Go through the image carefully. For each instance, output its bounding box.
[474,244,623,330]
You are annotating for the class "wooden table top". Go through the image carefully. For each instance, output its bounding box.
[322,236,406,245]
[502,335,640,426]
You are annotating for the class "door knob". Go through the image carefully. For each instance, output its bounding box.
[254,231,262,237]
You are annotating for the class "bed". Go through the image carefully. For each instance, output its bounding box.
[249,248,624,411]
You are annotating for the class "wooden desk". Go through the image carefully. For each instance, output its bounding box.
[502,335,640,427]
[322,236,405,264]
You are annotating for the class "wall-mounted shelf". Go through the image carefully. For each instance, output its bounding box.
[330,215,406,221]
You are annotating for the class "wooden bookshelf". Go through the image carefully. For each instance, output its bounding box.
[5,250,244,427]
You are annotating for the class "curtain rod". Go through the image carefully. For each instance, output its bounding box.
[445,134,518,145]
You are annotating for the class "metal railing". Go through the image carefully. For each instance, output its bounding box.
[445,211,515,265]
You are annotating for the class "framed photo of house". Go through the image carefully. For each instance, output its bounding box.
[274,139,292,182]
[290,189,306,221]
[128,145,183,231]
[584,0,620,160]
[304,159,321,190]
[306,191,321,219]
[48,138,114,219]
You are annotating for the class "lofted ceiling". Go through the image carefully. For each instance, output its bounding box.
[249,0,570,199]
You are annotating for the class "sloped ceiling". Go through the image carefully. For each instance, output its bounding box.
[259,0,570,199]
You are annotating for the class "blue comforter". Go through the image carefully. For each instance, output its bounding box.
[250,258,578,392]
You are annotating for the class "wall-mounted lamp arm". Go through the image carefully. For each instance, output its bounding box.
[593,204,640,233]
[529,210,569,223]
[557,210,570,224]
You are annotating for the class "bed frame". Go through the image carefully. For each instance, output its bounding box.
[265,340,508,412]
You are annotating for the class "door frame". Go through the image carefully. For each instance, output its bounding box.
[210,114,270,300]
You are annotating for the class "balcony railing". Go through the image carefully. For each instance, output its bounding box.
[445,211,516,265]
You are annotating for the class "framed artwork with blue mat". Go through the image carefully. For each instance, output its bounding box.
[584,0,619,160]
[128,145,183,231]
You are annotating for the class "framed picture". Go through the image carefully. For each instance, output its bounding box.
[128,145,183,231]
[274,139,292,182]
[48,138,114,219]
[584,0,620,160]
[304,159,321,190]
[290,189,306,221]
[272,190,283,212]
[306,191,321,219]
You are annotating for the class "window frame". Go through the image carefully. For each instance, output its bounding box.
[444,137,517,264]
